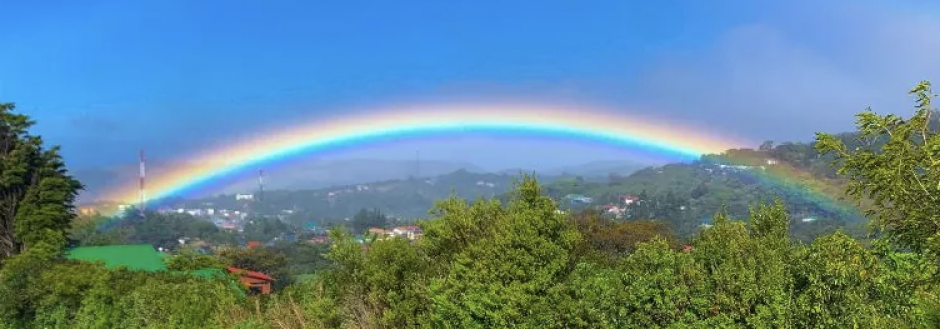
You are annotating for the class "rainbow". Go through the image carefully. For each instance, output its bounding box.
[97,103,747,208]
[89,102,861,224]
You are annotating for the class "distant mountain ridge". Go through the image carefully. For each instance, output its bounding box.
[495,160,646,178]
[73,158,488,203]
[74,158,648,204]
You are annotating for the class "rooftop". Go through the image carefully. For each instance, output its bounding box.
[66,244,167,272]
[226,267,275,281]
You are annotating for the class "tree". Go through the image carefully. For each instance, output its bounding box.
[242,215,290,242]
[816,81,940,253]
[217,245,289,289]
[427,175,581,328]
[759,140,775,152]
[556,238,710,328]
[165,245,224,271]
[570,210,678,264]
[270,240,332,277]
[350,208,388,234]
[0,102,82,260]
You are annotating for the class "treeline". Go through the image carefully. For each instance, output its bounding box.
[176,169,523,222]
[1,82,940,328]
[4,177,938,328]
[69,211,294,250]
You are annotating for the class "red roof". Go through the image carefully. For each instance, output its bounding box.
[226,266,275,281]
[246,241,262,248]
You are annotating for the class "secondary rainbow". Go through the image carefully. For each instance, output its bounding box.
[98,103,744,206]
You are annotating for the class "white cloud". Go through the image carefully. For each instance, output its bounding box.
[633,0,940,145]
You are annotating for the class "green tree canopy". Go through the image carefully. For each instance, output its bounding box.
[816,81,940,253]
[350,208,389,233]
[0,102,82,260]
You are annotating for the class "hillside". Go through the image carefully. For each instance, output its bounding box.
[496,159,646,178]
[137,123,930,240]
[535,137,873,240]
[173,137,872,241]
[171,169,567,223]
[74,158,488,202]
[164,139,864,243]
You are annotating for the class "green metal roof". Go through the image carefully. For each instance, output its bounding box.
[66,244,168,272]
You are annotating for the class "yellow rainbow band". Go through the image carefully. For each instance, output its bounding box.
[101,103,746,204]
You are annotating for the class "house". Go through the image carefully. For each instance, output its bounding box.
[281,233,298,243]
[66,245,168,272]
[246,241,262,249]
[622,195,641,205]
[368,228,389,236]
[219,222,238,231]
[391,225,423,240]
[564,194,594,204]
[309,236,331,244]
[303,221,321,232]
[602,204,624,216]
[226,267,275,294]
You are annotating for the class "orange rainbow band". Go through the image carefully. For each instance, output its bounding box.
[99,103,748,207]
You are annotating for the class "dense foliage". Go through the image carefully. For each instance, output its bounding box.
[3,82,940,328]
[817,81,940,255]
[0,102,82,261]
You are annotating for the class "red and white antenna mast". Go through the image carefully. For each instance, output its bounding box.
[139,149,146,214]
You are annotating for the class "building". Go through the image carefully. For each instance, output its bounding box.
[226,267,275,294]
[391,225,423,240]
[602,204,625,217]
[622,195,641,205]
[280,233,298,243]
[235,194,254,201]
[564,194,594,204]
[475,181,496,188]
[66,245,168,272]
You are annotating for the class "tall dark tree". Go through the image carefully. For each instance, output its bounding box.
[0,102,82,260]
[350,208,388,234]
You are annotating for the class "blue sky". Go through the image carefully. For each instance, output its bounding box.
[1,0,939,171]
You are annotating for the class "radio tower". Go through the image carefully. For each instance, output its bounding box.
[139,150,146,216]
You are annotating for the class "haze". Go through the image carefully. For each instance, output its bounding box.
[2,0,939,200]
